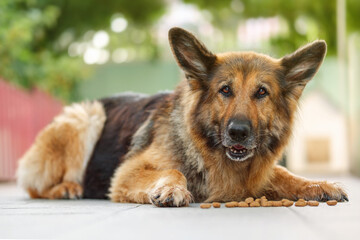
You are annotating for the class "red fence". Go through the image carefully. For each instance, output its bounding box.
[0,79,63,181]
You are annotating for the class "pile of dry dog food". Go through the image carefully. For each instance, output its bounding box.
[200,196,338,209]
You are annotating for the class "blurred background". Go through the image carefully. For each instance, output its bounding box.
[0,0,359,181]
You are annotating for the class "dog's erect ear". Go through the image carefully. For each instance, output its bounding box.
[281,40,327,98]
[169,27,216,82]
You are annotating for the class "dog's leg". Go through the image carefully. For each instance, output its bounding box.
[109,150,192,207]
[17,101,106,199]
[265,165,348,201]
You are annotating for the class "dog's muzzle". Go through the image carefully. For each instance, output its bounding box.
[223,118,255,162]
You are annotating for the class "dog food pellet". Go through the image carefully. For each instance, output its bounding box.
[295,201,307,207]
[212,202,221,208]
[225,201,239,208]
[238,201,249,207]
[282,200,294,207]
[202,198,338,209]
[200,203,212,209]
[272,201,283,207]
[308,201,319,206]
[263,201,273,207]
[327,200,337,206]
[250,201,261,207]
[260,199,268,206]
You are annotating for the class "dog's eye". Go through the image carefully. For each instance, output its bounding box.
[255,87,268,99]
[219,85,232,97]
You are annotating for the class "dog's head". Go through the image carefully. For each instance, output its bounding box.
[169,27,326,162]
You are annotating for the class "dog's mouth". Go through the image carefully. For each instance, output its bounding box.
[225,144,254,162]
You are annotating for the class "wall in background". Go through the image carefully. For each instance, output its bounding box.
[0,80,62,181]
[348,33,360,176]
[78,61,180,100]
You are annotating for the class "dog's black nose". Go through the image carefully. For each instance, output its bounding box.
[227,119,251,142]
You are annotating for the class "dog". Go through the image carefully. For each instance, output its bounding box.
[17,27,348,206]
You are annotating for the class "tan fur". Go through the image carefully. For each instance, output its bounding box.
[18,28,347,205]
[109,139,192,206]
[265,166,347,201]
[17,101,106,199]
[108,29,346,206]
[107,62,293,204]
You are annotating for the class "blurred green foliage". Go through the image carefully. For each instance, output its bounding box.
[0,0,86,101]
[32,0,165,52]
[0,0,166,101]
[1,0,359,101]
[186,0,360,56]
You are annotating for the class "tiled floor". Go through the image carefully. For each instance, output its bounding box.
[1,176,359,239]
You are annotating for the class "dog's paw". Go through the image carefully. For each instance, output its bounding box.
[47,181,83,199]
[301,182,348,202]
[149,185,193,207]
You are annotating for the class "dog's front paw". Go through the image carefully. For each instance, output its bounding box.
[46,181,83,199]
[301,182,348,202]
[149,185,192,207]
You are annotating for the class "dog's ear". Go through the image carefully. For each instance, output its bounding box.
[281,40,326,98]
[169,27,216,82]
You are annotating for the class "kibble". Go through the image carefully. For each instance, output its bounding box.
[200,203,212,209]
[260,199,268,206]
[238,201,249,207]
[282,200,294,207]
[263,201,273,207]
[212,202,221,208]
[225,201,239,208]
[271,201,282,207]
[295,200,307,207]
[308,201,319,206]
[201,197,340,209]
[250,201,261,207]
[327,200,337,206]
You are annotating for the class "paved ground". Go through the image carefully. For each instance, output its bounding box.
[1,176,360,239]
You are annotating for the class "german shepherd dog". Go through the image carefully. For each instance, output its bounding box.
[17,27,348,206]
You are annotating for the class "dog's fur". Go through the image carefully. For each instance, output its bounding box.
[17,27,348,206]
